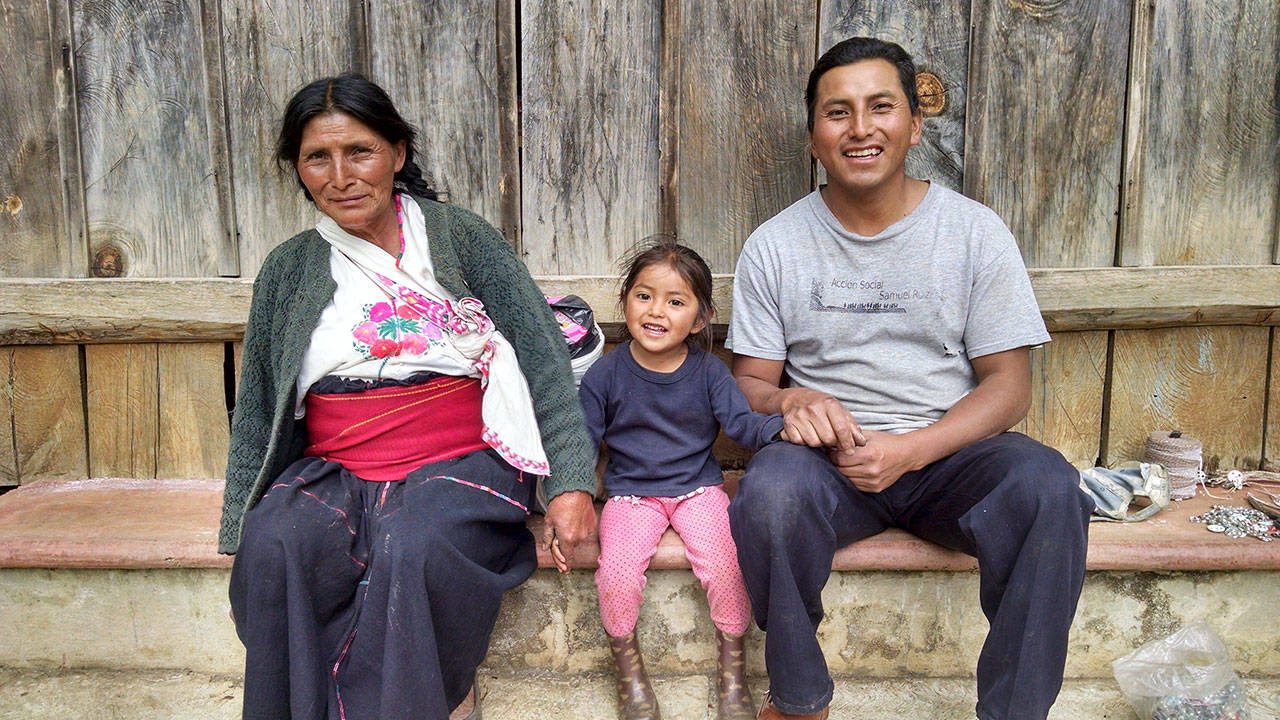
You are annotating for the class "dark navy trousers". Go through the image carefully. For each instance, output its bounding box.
[728,432,1092,720]
[229,448,536,720]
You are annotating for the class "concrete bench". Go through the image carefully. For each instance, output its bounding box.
[2,475,1276,573]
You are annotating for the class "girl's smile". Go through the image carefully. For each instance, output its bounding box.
[623,263,706,373]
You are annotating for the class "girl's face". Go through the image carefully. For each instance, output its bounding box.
[623,262,705,372]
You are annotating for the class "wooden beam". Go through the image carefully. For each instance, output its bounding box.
[2,266,1279,345]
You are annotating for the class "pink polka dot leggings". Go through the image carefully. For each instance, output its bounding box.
[595,484,751,637]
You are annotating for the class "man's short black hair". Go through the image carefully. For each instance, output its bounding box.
[805,37,920,130]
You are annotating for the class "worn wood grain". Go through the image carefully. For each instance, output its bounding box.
[219,0,363,276]
[11,345,86,482]
[1108,326,1267,471]
[519,0,663,274]
[820,0,969,191]
[73,0,233,277]
[3,266,1280,344]
[157,343,228,478]
[1014,331,1106,468]
[0,348,15,484]
[0,278,255,344]
[85,343,157,477]
[369,1,510,234]
[0,0,78,278]
[1267,329,1278,471]
[965,0,1128,268]
[673,1,816,273]
[495,0,521,248]
[232,340,243,396]
[1119,0,1279,267]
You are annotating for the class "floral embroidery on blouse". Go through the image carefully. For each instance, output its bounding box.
[350,297,446,360]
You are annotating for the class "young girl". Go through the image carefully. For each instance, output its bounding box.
[579,241,787,720]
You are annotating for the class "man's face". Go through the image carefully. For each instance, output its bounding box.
[809,58,922,200]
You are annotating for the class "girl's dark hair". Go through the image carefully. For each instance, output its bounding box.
[618,239,715,352]
[275,73,438,201]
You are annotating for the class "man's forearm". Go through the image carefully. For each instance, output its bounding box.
[898,366,1030,470]
[735,373,790,414]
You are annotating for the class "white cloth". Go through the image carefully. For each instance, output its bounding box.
[306,194,550,475]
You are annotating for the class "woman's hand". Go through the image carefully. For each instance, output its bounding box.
[543,490,598,573]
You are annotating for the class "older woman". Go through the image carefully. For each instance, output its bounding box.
[219,74,597,720]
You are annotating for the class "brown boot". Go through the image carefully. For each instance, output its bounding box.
[717,630,754,720]
[756,691,829,720]
[608,631,662,720]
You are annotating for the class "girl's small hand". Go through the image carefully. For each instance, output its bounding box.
[780,388,865,451]
[543,490,598,573]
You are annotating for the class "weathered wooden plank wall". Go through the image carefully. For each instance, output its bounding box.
[821,0,970,191]
[674,1,815,273]
[1107,0,1279,469]
[964,0,1131,467]
[0,349,16,484]
[0,0,1277,482]
[0,1,83,278]
[519,0,663,275]
[1268,330,1279,471]
[75,0,236,278]
[86,343,158,477]
[222,0,365,277]
[370,1,512,236]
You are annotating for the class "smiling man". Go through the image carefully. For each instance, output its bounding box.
[725,37,1093,720]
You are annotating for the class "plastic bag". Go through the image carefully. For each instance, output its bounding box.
[1113,622,1251,720]
[545,295,604,387]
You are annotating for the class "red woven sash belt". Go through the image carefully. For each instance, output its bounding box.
[303,375,488,481]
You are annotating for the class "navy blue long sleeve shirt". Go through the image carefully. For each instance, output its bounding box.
[579,343,784,498]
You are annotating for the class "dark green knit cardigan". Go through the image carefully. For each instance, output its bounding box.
[218,196,596,554]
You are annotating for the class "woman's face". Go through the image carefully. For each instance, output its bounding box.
[296,111,406,241]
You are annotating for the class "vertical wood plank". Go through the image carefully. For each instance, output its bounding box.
[221,0,365,276]
[85,343,158,478]
[520,0,663,274]
[369,1,508,230]
[1014,332,1106,468]
[1107,326,1267,471]
[964,0,1129,465]
[73,0,233,277]
[964,0,1128,268]
[1109,0,1277,471]
[11,345,87,482]
[0,348,16,485]
[1118,0,1279,266]
[820,0,970,191]
[1265,329,1278,471]
[495,0,522,248]
[157,343,229,478]
[674,1,817,273]
[0,0,76,277]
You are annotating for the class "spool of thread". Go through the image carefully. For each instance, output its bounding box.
[1142,431,1203,500]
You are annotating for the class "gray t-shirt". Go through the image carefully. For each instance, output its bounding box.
[726,183,1049,433]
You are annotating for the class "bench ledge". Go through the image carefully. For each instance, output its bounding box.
[0,477,1276,572]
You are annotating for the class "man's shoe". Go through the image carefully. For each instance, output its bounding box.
[756,691,829,720]
[716,630,754,719]
[608,631,662,720]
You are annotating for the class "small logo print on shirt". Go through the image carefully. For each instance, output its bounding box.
[809,279,907,314]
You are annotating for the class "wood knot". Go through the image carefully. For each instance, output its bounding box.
[915,72,945,115]
[3,195,21,215]
[92,244,124,277]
